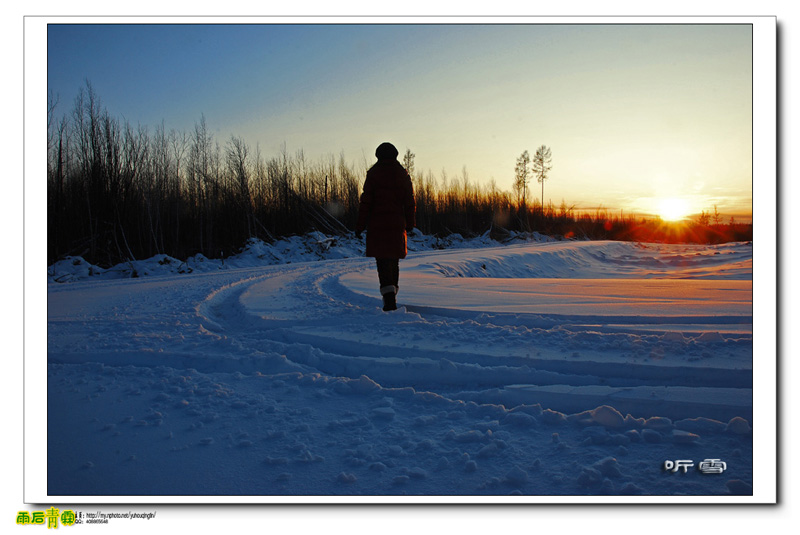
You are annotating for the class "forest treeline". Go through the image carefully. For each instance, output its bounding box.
[47,84,752,267]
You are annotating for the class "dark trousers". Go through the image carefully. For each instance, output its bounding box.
[375,258,399,295]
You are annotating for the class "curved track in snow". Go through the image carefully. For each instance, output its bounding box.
[189,241,753,422]
[44,239,755,497]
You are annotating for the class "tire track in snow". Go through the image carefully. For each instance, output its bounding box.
[196,252,752,422]
[44,240,756,497]
[47,242,752,422]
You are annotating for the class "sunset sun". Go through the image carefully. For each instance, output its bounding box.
[657,198,692,221]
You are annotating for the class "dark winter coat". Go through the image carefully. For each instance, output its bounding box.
[356,158,416,259]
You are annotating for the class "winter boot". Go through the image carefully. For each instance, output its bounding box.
[381,286,398,311]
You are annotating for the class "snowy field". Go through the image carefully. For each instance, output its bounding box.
[42,233,758,502]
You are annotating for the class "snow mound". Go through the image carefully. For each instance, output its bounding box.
[48,230,544,283]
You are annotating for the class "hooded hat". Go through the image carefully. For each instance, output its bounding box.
[375,142,399,161]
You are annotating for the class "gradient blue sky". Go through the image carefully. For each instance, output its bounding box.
[47,23,753,220]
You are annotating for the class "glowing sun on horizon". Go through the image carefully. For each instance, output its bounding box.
[657,198,692,221]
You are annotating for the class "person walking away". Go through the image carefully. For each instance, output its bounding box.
[355,142,416,311]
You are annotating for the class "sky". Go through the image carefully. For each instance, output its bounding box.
[47,22,754,221]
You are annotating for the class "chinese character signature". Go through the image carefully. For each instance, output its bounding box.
[664,458,727,474]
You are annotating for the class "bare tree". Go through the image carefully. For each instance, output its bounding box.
[532,145,552,209]
[188,115,214,254]
[403,148,415,176]
[47,90,59,158]
[461,165,470,231]
[514,150,530,209]
[226,135,254,237]
[338,151,359,223]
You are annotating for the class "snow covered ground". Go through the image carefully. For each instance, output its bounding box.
[40,233,760,502]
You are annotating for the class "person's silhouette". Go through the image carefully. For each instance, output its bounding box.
[355,142,416,311]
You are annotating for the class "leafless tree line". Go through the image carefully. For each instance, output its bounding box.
[48,84,749,267]
[48,84,369,265]
[47,84,529,266]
